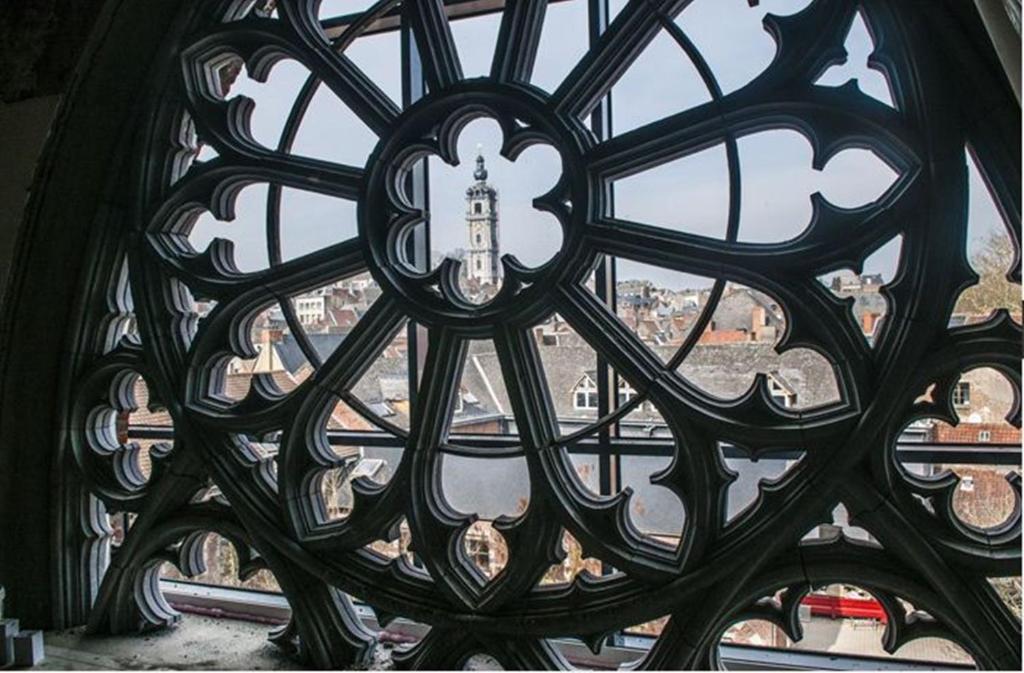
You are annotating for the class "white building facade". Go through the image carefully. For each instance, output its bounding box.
[465,151,500,287]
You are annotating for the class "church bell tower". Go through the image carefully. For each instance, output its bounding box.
[465,148,500,287]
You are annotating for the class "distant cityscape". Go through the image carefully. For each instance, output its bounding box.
[134,152,1020,644]
[174,155,1018,531]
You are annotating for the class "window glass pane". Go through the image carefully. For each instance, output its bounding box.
[675,285,840,410]
[448,11,502,79]
[450,341,513,436]
[540,530,601,586]
[160,534,281,593]
[537,317,601,436]
[530,0,589,95]
[989,577,1022,621]
[720,604,974,666]
[349,325,412,430]
[426,116,561,304]
[608,27,709,136]
[612,143,730,241]
[952,149,1022,323]
[620,453,684,541]
[909,368,1018,449]
[442,455,529,521]
[674,0,815,96]
[721,449,802,523]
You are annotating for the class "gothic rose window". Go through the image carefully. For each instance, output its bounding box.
[51,0,1021,669]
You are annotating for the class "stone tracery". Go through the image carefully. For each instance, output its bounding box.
[59,0,1021,668]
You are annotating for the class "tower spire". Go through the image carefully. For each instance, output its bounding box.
[474,143,488,181]
[465,143,499,289]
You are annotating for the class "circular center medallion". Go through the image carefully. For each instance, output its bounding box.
[360,81,594,334]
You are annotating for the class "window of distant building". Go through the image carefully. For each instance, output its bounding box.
[574,375,599,410]
[474,203,482,214]
[767,375,796,408]
[953,382,971,406]
[978,430,991,442]
[574,377,637,409]
[464,530,491,574]
[617,380,636,406]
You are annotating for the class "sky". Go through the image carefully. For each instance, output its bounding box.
[182,0,1016,531]
[189,0,1011,292]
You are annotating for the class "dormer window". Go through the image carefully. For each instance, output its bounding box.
[767,374,796,408]
[573,376,636,409]
[953,381,970,406]
[573,374,599,410]
[617,380,636,406]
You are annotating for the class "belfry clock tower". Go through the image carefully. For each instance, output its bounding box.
[465,148,500,287]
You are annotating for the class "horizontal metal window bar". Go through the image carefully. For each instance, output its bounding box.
[711,643,974,671]
[128,425,1021,464]
[321,0,572,39]
[159,580,973,671]
[894,443,1022,465]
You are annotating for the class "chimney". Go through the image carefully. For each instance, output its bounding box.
[751,305,767,339]
[752,305,767,327]
[260,328,283,345]
[861,312,879,336]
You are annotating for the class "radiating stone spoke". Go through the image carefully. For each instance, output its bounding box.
[491,0,549,84]
[493,324,559,452]
[553,283,665,391]
[586,88,917,183]
[154,156,364,242]
[275,0,399,135]
[406,0,463,93]
[314,295,407,395]
[551,283,849,447]
[586,169,918,282]
[405,328,480,608]
[173,236,365,301]
[552,0,689,118]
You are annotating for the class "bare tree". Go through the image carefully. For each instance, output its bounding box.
[955,230,1021,317]
[991,577,1022,621]
[947,464,1021,621]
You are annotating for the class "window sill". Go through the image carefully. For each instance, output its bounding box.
[161,581,974,671]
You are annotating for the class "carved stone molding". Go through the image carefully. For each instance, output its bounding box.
[0,0,1019,668]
